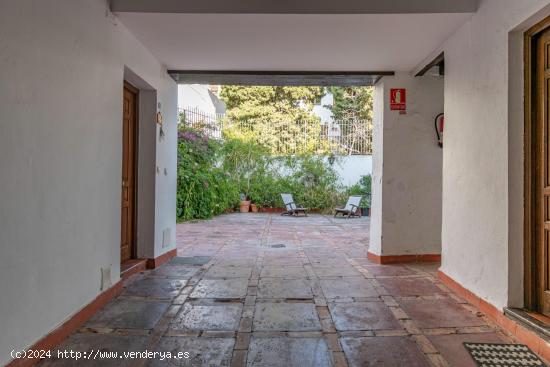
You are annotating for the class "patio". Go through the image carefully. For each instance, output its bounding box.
[41,213,512,367]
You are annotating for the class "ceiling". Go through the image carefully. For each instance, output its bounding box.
[115,13,472,77]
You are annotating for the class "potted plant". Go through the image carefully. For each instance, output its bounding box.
[250,203,259,213]
[239,193,251,213]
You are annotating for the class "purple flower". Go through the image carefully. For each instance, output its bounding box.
[178,129,201,142]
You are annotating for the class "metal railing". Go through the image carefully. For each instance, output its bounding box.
[178,107,373,155]
[178,107,225,139]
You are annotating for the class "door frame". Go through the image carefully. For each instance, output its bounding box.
[524,16,550,311]
[122,81,139,261]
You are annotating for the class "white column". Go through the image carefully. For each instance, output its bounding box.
[369,72,443,259]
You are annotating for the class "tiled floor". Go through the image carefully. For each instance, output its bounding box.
[40,213,515,367]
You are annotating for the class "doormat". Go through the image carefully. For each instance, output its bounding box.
[168,256,212,266]
[269,244,286,248]
[464,342,546,367]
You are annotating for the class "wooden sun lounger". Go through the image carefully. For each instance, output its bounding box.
[334,195,362,218]
[280,193,308,217]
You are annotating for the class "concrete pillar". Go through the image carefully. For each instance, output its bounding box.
[368,72,443,263]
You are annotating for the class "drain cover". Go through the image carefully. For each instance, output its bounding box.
[270,244,286,248]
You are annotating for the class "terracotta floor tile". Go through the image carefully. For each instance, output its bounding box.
[329,302,402,331]
[364,265,416,277]
[377,277,444,296]
[85,299,169,330]
[147,337,234,366]
[320,277,378,299]
[341,336,431,367]
[399,297,485,328]
[257,278,313,299]
[171,302,243,331]
[190,278,249,299]
[253,303,321,331]
[246,337,331,367]
[122,277,186,299]
[260,266,308,278]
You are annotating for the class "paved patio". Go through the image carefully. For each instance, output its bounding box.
[41,213,513,366]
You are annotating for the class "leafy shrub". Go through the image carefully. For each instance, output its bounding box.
[177,126,371,220]
[346,174,372,207]
[176,128,239,221]
[359,175,372,193]
[282,155,344,211]
[220,137,273,198]
[247,169,284,208]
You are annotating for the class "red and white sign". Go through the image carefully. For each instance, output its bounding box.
[390,88,406,110]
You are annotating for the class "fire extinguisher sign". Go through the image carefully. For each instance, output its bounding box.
[390,88,406,110]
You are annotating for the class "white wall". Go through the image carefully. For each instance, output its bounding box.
[440,0,550,310]
[0,1,177,364]
[178,84,218,114]
[370,72,443,256]
[333,156,372,187]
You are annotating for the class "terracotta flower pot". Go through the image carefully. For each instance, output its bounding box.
[240,200,251,213]
[250,204,259,213]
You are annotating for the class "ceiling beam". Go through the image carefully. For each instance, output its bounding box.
[111,0,478,14]
[167,70,395,86]
[415,52,444,77]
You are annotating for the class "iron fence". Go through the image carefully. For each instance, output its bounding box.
[178,107,225,139]
[178,107,373,155]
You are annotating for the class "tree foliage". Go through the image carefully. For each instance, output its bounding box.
[221,86,323,122]
[326,86,374,155]
[327,87,374,121]
[220,86,327,154]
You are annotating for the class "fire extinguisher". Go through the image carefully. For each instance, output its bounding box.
[435,113,444,148]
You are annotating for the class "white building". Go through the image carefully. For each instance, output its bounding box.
[313,92,335,124]
[178,84,226,115]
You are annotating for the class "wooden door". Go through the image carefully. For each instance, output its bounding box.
[121,83,137,262]
[529,24,550,316]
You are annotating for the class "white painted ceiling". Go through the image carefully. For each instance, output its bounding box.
[115,13,472,72]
